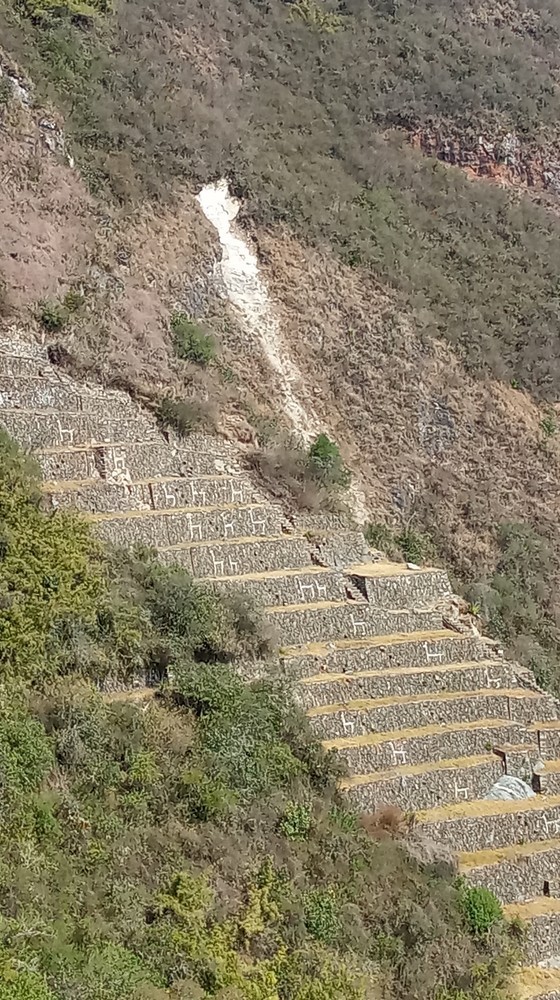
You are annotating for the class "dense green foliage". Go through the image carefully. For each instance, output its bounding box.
[170,313,216,367]
[467,521,560,695]
[458,882,505,937]
[0,434,517,999]
[5,0,560,395]
[365,523,436,566]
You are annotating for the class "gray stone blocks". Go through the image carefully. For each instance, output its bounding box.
[419,800,560,853]
[43,475,253,514]
[533,725,560,760]
[307,691,546,741]
[0,410,157,450]
[518,910,560,965]
[184,536,313,577]
[213,569,347,607]
[296,660,515,709]
[282,632,489,679]
[331,720,530,773]
[344,757,502,813]
[92,503,283,549]
[357,568,451,609]
[269,603,444,646]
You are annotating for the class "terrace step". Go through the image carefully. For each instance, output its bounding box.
[340,754,503,812]
[517,966,560,1000]
[0,353,50,378]
[0,410,157,450]
[89,503,283,548]
[538,762,560,796]
[416,794,560,853]
[323,718,532,774]
[306,688,551,741]
[460,839,560,904]
[207,565,349,606]
[36,441,239,482]
[42,474,254,514]
[280,630,493,679]
[504,897,560,965]
[347,561,451,608]
[0,375,137,419]
[296,659,514,709]
[160,534,312,577]
[267,600,444,645]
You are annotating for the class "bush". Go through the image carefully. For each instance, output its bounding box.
[38,299,68,332]
[157,397,214,436]
[303,887,341,943]
[365,521,436,565]
[308,434,351,490]
[171,312,216,366]
[458,882,503,936]
[248,433,350,511]
[279,801,312,840]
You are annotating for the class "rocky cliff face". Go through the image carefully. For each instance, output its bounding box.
[411,127,560,195]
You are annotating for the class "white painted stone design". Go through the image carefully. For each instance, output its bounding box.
[230,480,245,504]
[187,514,203,541]
[389,742,408,766]
[424,642,444,663]
[57,419,74,445]
[161,483,177,508]
[298,580,328,602]
[191,482,208,507]
[484,668,501,689]
[222,512,236,537]
[454,780,469,801]
[340,712,355,736]
[210,551,225,576]
[351,614,368,636]
[249,509,267,534]
[543,815,560,838]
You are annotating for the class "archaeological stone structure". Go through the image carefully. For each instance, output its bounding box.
[3,335,560,998]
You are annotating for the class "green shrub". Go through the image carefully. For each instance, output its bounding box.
[364,523,401,559]
[0,451,106,683]
[308,434,350,490]
[458,882,503,936]
[171,312,216,366]
[248,433,350,512]
[279,801,312,840]
[364,521,436,565]
[303,887,341,943]
[397,527,435,565]
[38,299,69,332]
[541,411,557,439]
[0,970,57,1000]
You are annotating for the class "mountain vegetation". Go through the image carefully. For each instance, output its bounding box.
[0,433,519,998]
[4,0,560,397]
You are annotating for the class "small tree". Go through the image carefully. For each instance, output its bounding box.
[171,312,216,366]
[307,434,350,489]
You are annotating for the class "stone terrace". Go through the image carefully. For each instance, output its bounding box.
[2,336,560,998]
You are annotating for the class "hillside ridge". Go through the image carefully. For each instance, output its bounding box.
[3,332,560,996]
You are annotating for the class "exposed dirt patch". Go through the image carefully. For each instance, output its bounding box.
[0,99,95,314]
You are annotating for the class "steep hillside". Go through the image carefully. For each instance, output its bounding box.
[0,339,522,1000]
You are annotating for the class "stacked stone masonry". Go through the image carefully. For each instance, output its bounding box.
[1,336,560,997]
